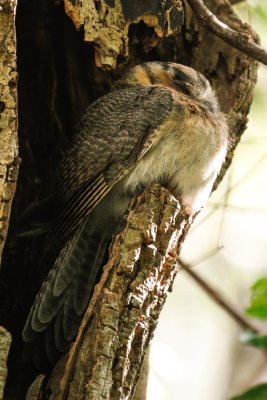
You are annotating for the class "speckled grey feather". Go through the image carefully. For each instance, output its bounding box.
[56,86,174,200]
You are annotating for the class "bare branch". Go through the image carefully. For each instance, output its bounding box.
[177,258,260,334]
[187,0,267,65]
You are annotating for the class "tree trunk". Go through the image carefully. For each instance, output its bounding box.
[0,0,258,399]
[0,0,19,262]
[0,1,18,398]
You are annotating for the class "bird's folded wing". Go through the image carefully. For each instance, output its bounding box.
[23,85,175,357]
[43,170,110,260]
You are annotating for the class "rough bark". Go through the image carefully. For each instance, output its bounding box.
[62,0,184,69]
[0,0,19,264]
[1,0,259,399]
[0,327,11,400]
[44,186,192,400]
[0,1,18,394]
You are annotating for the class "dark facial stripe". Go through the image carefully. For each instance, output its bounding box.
[143,63,155,84]
[173,81,192,97]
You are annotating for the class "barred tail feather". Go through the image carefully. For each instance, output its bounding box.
[23,219,113,365]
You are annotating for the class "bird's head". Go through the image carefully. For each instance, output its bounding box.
[114,61,219,113]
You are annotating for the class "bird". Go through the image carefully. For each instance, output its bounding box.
[22,61,229,366]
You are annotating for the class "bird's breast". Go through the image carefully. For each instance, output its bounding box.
[124,110,228,211]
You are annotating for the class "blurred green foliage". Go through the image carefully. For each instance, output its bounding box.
[241,330,267,348]
[230,277,267,398]
[230,383,267,400]
[252,3,267,24]
[242,277,267,347]
[246,278,267,319]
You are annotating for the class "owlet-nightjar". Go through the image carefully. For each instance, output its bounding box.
[23,62,229,365]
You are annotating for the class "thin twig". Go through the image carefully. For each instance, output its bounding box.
[177,257,260,334]
[217,162,233,248]
[192,151,267,233]
[230,0,245,4]
[189,246,223,267]
[187,0,267,65]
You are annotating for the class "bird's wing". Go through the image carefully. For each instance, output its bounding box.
[23,85,174,360]
[43,85,174,259]
[42,169,110,263]
[56,85,175,201]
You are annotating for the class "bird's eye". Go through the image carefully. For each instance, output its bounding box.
[171,68,194,96]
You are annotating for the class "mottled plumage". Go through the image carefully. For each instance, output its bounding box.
[23,62,229,365]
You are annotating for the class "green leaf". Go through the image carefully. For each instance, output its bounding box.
[246,278,267,320]
[240,331,267,348]
[230,383,267,400]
